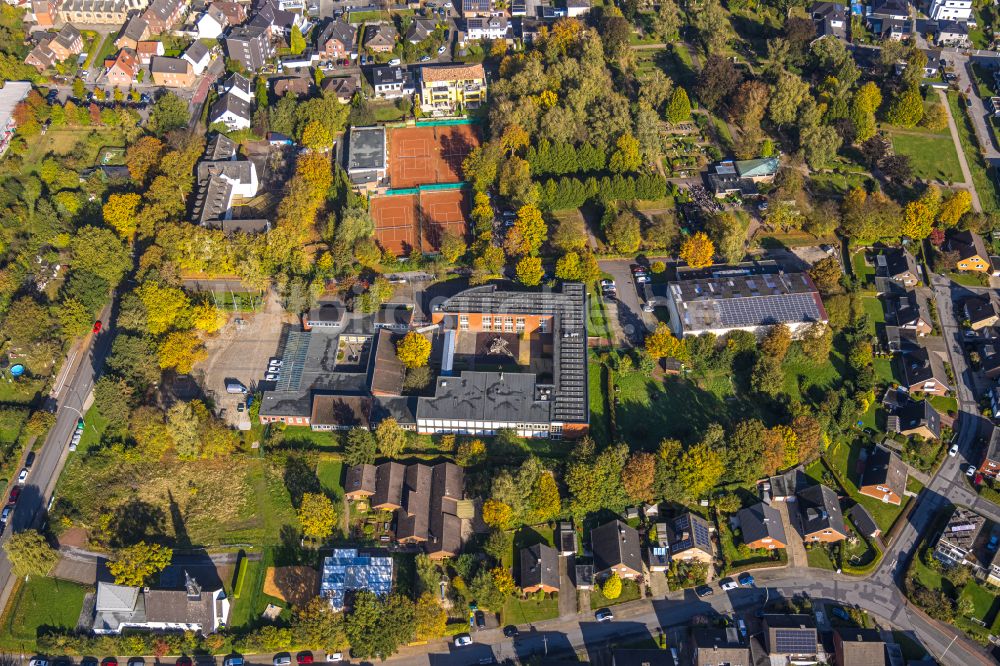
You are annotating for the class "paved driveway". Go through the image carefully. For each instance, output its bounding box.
[599,259,656,347]
[775,502,807,569]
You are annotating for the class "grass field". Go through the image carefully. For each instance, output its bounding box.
[502,594,559,624]
[591,578,642,609]
[806,545,836,570]
[316,456,344,497]
[823,439,908,532]
[350,9,413,21]
[948,91,1000,212]
[888,131,964,183]
[862,296,885,335]
[0,577,88,650]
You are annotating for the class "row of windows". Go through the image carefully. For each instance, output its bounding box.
[419,419,549,429]
[482,316,524,332]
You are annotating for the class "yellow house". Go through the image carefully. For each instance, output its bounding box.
[418,63,487,114]
[948,230,991,273]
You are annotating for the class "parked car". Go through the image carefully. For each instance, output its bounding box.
[273,656,291,666]
[949,443,960,457]
[438,45,447,54]
[223,657,244,666]
[28,658,47,666]
[968,464,977,477]
[695,585,713,597]
[503,625,519,638]
[92,320,102,334]
[296,653,313,665]
[127,659,144,666]
[176,658,192,666]
[595,608,614,622]
[1,506,12,523]
[738,572,755,587]
[420,55,431,62]
[24,451,34,470]
[388,58,401,66]
[324,655,342,663]
[475,610,486,628]
[454,634,473,647]
[17,468,27,484]
[642,303,654,313]
[720,578,739,591]
[8,487,20,505]
[265,373,279,381]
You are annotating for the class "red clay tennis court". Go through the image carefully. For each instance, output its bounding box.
[371,194,419,256]
[419,189,470,252]
[387,124,481,189]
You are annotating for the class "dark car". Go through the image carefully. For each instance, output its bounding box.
[7,487,19,505]
[695,585,713,597]
[24,451,34,470]
[738,572,755,587]
[474,610,486,629]
[502,625,519,638]
[176,659,192,666]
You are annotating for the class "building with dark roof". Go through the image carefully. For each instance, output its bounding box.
[965,295,998,330]
[116,15,150,50]
[558,521,576,555]
[850,504,880,538]
[208,91,252,131]
[319,549,392,611]
[369,329,407,397]
[689,627,750,666]
[933,507,987,569]
[191,133,261,230]
[666,269,827,338]
[150,56,194,87]
[762,465,808,502]
[519,543,559,593]
[811,1,847,40]
[303,302,347,331]
[322,73,361,104]
[794,484,847,543]
[405,17,436,43]
[884,290,931,335]
[363,22,397,51]
[142,0,186,34]
[316,18,356,58]
[369,64,414,98]
[310,395,370,430]
[763,615,820,661]
[426,283,588,438]
[591,519,643,579]
[94,574,229,635]
[898,345,950,396]
[460,0,491,16]
[884,391,940,440]
[947,229,991,272]
[667,512,714,563]
[344,463,376,500]
[737,502,787,550]
[225,23,274,71]
[859,445,907,506]
[832,628,886,666]
[574,563,593,589]
[347,125,387,188]
[980,425,1000,479]
[874,246,919,287]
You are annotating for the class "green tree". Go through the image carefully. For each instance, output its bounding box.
[294,597,345,651]
[886,87,924,128]
[298,492,337,541]
[57,298,93,338]
[345,591,415,660]
[148,93,190,136]
[375,417,407,458]
[665,87,692,124]
[602,572,622,599]
[850,82,883,142]
[505,204,546,256]
[645,322,686,360]
[439,231,466,263]
[606,210,641,254]
[345,427,377,465]
[675,441,724,502]
[413,593,446,640]
[94,376,133,434]
[396,331,431,369]
[3,529,58,578]
[609,132,641,173]
[108,542,173,586]
[290,25,306,54]
[72,226,131,286]
[515,256,544,286]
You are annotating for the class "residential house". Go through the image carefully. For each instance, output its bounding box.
[866,0,911,40]
[273,76,311,97]
[850,504,881,539]
[365,461,465,559]
[213,1,246,26]
[93,574,229,634]
[965,295,999,330]
[460,0,490,16]
[591,519,643,579]
[319,548,392,611]
[667,512,714,563]
[31,0,58,27]
[737,502,787,550]
[370,65,414,99]
[344,463,376,500]
[250,0,308,38]
[811,1,847,40]
[933,507,987,569]
[874,246,919,287]
[929,19,970,46]
[885,290,932,335]
[142,0,186,34]
[316,19,356,59]
[832,628,887,666]
[346,124,386,188]
[136,40,164,64]
[979,425,1000,479]
[404,18,435,44]
[988,548,1000,587]
[196,4,228,39]
[219,72,254,103]
[24,42,57,71]
[29,23,84,69]
[61,0,143,25]
[225,24,274,71]
[883,390,941,440]
[898,345,951,396]
[519,543,559,593]
[0,82,32,157]
[105,48,139,87]
[558,521,576,556]
[947,229,991,272]
[929,0,971,21]
[565,0,590,16]
[364,22,397,52]
[761,466,808,502]
[763,615,821,662]
[209,91,252,130]
[321,73,360,103]
[666,270,828,338]
[115,15,149,50]
[151,56,195,87]
[182,40,211,75]
[689,627,750,666]
[647,522,670,572]
[859,445,907,506]
[418,62,487,114]
[192,134,262,230]
[983,350,1000,381]
[465,15,508,41]
[794,484,847,543]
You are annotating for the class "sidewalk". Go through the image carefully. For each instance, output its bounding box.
[938,88,983,213]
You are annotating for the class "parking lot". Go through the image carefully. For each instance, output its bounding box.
[195,290,295,427]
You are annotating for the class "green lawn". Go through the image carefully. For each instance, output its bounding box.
[888,131,964,183]
[874,357,897,386]
[782,349,843,405]
[806,545,836,570]
[862,296,885,335]
[588,360,612,446]
[823,440,908,533]
[947,92,1000,213]
[316,456,343,497]
[947,271,988,287]
[590,578,642,609]
[929,395,958,416]
[502,594,559,624]
[852,251,874,286]
[0,577,88,650]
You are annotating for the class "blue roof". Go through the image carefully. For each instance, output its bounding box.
[319,549,393,610]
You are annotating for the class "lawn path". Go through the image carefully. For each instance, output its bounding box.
[939,88,983,212]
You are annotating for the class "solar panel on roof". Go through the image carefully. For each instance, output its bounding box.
[774,629,816,654]
[693,521,710,547]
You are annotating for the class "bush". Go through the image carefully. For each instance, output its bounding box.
[602,572,622,599]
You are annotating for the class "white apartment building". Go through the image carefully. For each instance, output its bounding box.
[929,0,971,22]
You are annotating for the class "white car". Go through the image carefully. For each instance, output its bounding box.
[454,634,473,647]
[273,657,291,666]
[17,468,27,484]
[949,443,960,457]
[594,608,614,622]
[720,579,739,591]
[967,465,976,477]
[388,58,401,66]
[438,45,447,54]
[642,303,654,313]
[28,659,47,666]
[325,655,343,663]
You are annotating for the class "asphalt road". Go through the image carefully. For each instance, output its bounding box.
[0,305,114,613]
